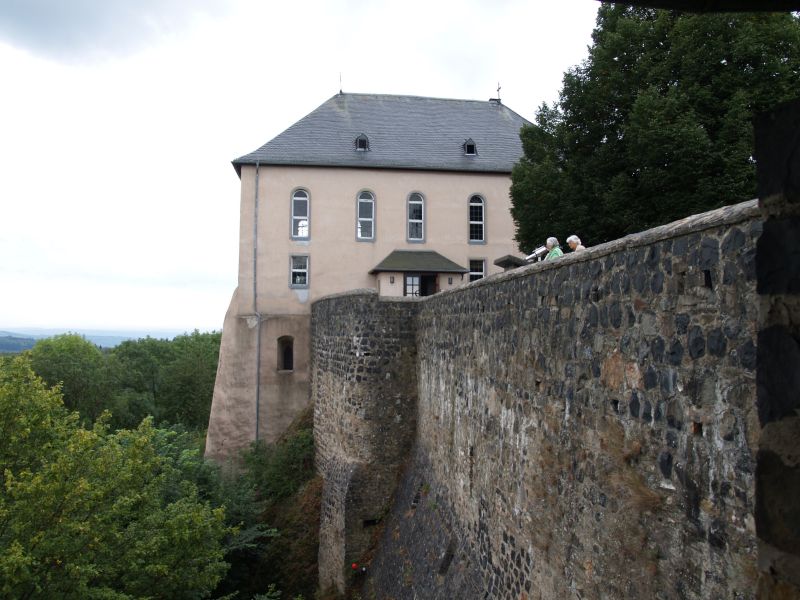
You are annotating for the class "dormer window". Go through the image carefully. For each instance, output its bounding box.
[463,138,477,156]
[355,134,369,152]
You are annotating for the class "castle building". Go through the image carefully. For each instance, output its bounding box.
[205,92,530,462]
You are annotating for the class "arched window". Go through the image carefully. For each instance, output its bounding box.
[469,194,485,243]
[354,133,369,151]
[278,336,294,371]
[291,189,309,239]
[407,192,424,242]
[357,191,375,240]
[463,138,477,155]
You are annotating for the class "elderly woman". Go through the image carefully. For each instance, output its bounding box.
[567,235,586,252]
[544,237,563,260]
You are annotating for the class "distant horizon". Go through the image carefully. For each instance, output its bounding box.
[1,326,219,338]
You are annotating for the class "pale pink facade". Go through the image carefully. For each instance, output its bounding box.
[205,94,529,462]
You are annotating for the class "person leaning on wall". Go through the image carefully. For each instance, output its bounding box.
[567,235,586,252]
[545,237,563,260]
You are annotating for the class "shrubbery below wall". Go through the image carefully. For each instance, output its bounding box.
[313,200,762,599]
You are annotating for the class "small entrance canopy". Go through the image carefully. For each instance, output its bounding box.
[493,254,528,271]
[369,250,468,275]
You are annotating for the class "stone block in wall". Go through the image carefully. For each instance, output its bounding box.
[754,96,800,599]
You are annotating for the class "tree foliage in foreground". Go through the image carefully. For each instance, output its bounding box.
[511,7,800,251]
[0,356,230,599]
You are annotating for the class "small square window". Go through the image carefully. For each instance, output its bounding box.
[469,259,485,282]
[290,255,309,287]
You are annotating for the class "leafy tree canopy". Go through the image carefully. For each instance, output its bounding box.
[0,356,230,599]
[28,331,221,431]
[511,7,800,251]
[28,333,108,423]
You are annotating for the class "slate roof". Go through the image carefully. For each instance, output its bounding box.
[233,93,531,175]
[369,250,468,274]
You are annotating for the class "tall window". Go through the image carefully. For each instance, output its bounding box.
[469,195,485,243]
[290,255,309,287]
[357,191,375,240]
[407,193,424,242]
[469,259,485,282]
[291,189,309,239]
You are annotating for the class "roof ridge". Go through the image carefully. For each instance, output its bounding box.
[332,92,526,108]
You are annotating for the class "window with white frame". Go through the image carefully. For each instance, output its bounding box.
[290,255,309,287]
[407,193,424,242]
[357,191,375,240]
[405,274,421,297]
[291,189,309,239]
[469,259,485,282]
[469,195,485,242]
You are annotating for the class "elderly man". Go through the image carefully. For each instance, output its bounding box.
[545,237,563,260]
[567,235,586,252]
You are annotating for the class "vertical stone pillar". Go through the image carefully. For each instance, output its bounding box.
[754,97,800,597]
[312,291,419,595]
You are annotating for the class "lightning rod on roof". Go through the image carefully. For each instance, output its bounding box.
[339,72,342,94]
[489,82,502,104]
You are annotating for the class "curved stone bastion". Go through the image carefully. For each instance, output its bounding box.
[312,200,765,598]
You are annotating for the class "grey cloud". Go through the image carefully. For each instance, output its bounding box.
[0,0,231,62]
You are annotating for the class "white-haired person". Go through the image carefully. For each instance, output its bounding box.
[544,237,563,260]
[567,235,586,252]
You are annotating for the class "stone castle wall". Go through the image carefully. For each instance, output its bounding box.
[312,291,419,592]
[312,200,763,598]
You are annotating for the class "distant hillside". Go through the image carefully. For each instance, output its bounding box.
[0,333,37,353]
[0,329,187,350]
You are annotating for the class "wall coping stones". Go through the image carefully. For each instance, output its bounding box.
[447,198,761,296]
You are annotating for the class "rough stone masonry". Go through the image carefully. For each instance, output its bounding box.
[313,199,763,599]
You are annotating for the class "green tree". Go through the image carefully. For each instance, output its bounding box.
[106,337,173,429]
[158,331,221,429]
[511,7,800,251]
[28,333,109,423]
[0,356,230,599]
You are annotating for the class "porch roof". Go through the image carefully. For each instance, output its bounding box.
[369,250,468,274]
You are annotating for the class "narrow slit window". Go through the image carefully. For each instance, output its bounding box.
[357,191,375,240]
[469,195,485,242]
[407,193,424,242]
[291,189,309,239]
[277,336,294,371]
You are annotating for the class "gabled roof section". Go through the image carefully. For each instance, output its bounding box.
[369,250,468,274]
[233,93,531,176]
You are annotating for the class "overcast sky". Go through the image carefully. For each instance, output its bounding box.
[0,0,599,333]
